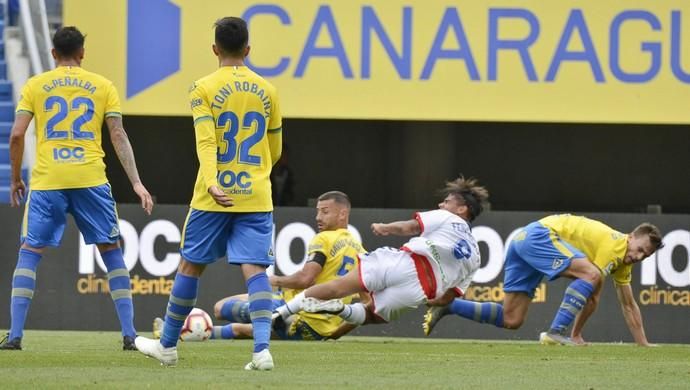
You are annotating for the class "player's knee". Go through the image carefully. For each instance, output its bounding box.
[178,258,205,277]
[580,268,601,285]
[213,301,224,319]
[96,242,119,253]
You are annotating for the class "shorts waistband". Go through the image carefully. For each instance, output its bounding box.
[401,246,437,300]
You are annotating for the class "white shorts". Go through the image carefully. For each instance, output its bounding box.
[358,247,426,322]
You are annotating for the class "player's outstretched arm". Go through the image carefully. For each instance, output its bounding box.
[371,219,421,236]
[106,116,154,214]
[270,261,323,290]
[615,283,654,346]
[8,113,32,207]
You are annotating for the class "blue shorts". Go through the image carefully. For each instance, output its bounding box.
[180,209,274,266]
[503,222,585,297]
[21,184,120,247]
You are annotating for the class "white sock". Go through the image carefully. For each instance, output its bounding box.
[339,303,366,325]
[277,291,305,319]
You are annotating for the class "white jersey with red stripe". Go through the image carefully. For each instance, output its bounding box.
[403,209,480,298]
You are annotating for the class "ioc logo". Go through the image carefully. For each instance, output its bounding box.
[53,147,85,161]
[218,170,251,188]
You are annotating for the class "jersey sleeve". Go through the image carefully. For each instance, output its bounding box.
[104,83,122,118]
[267,88,282,132]
[416,210,448,235]
[611,264,632,286]
[307,233,328,257]
[189,82,214,125]
[189,83,218,190]
[267,89,282,165]
[15,82,35,115]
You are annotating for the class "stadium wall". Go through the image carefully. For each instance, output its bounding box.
[1,204,688,343]
[103,116,690,214]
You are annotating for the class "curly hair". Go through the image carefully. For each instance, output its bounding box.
[439,175,490,222]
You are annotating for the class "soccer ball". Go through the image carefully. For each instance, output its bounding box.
[180,308,213,342]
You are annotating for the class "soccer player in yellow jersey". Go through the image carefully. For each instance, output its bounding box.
[0,27,154,351]
[202,191,365,341]
[135,17,281,370]
[423,214,663,346]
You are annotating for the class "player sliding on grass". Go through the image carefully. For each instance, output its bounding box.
[275,176,489,328]
[152,191,365,341]
[423,215,663,346]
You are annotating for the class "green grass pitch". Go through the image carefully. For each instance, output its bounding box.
[1,331,688,389]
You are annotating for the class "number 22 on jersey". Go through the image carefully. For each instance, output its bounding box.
[44,96,95,140]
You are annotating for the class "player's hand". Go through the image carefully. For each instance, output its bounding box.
[133,182,154,215]
[10,179,26,207]
[268,275,279,287]
[208,185,234,207]
[371,223,388,236]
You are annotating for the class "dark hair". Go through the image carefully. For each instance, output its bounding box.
[52,26,85,58]
[214,17,248,57]
[440,175,490,222]
[632,223,664,250]
[317,191,351,209]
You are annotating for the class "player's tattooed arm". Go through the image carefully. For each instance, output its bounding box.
[106,116,154,214]
[106,116,141,184]
[371,219,421,236]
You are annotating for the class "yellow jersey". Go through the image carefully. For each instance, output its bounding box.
[282,229,366,337]
[539,214,631,285]
[188,66,282,212]
[16,66,121,190]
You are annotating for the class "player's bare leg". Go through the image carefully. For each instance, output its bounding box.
[213,293,249,321]
[301,270,381,326]
[276,268,363,319]
[502,292,532,330]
